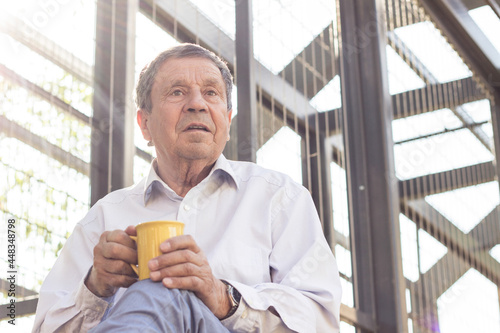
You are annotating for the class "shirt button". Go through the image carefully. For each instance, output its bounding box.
[184,204,190,211]
[241,311,248,319]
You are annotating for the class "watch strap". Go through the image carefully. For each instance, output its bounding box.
[220,280,241,320]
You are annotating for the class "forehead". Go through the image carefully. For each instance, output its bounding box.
[155,57,224,87]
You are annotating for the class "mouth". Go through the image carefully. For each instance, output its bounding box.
[185,124,210,132]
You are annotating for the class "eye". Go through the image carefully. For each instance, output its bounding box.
[172,89,183,96]
[206,90,217,96]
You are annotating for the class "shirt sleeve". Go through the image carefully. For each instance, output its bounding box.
[32,223,110,333]
[221,187,342,333]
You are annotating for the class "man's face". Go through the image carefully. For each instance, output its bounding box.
[138,57,232,165]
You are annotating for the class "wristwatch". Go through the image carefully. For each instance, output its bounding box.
[221,280,241,320]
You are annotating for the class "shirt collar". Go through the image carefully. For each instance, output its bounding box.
[143,154,239,204]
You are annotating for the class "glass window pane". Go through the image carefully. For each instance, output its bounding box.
[386,44,426,95]
[437,269,500,333]
[425,181,500,234]
[469,6,500,54]
[256,126,302,184]
[394,129,494,180]
[394,21,472,83]
[330,162,349,238]
[310,75,342,112]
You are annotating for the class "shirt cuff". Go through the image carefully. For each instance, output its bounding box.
[221,298,259,332]
[222,280,311,332]
[75,269,114,323]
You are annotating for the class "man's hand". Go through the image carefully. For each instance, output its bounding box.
[148,235,232,319]
[85,226,138,297]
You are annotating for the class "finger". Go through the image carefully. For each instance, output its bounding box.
[99,271,137,289]
[149,249,204,271]
[115,274,137,288]
[160,235,200,253]
[161,275,204,292]
[106,229,137,249]
[150,262,203,281]
[100,240,138,264]
[87,263,138,297]
[100,257,138,276]
[94,246,138,276]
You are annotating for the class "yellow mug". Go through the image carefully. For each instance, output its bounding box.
[130,220,184,280]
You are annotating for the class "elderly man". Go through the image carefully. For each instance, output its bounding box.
[33,43,341,332]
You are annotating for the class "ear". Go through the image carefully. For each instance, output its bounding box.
[137,109,152,142]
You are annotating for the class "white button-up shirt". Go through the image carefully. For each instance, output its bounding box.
[33,155,341,333]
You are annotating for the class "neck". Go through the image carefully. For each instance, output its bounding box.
[155,157,216,197]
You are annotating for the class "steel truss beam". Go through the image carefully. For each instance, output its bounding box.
[235,0,257,162]
[418,0,500,217]
[487,0,500,19]
[401,202,500,286]
[340,304,376,332]
[0,279,37,297]
[407,252,471,332]
[0,297,38,321]
[493,97,500,195]
[401,204,499,333]
[314,76,487,137]
[463,0,497,11]
[387,32,436,83]
[0,115,89,176]
[0,64,91,124]
[0,14,93,86]
[0,279,38,320]
[388,26,493,153]
[2,12,154,171]
[302,131,335,246]
[407,207,500,330]
[392,77,486,118]
[279,23,337,100]
[399,161,496,199]
[0,64,155,170]
[418,0,500,96]
[279,5,494,158]
[339,0,407,332]
[470,207,500,251]
[91,0,137,205]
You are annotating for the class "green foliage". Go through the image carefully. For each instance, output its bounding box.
[25,222,32,238]
[55,241,64,255]
[46,188,55,205]
[61,196,68,211]
[0,194,6,211]
[14,171,26,188]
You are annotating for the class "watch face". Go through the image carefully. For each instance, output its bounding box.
[227,285,238,306]
[231,285,241,304]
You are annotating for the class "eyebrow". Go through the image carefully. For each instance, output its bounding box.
[167,77,224,89]
[202,78,224,88]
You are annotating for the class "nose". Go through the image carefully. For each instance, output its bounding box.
[186,90,207,112]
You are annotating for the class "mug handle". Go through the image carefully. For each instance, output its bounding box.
[129,235,139,276]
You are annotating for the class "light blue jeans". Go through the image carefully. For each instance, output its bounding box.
[89,279,230,332]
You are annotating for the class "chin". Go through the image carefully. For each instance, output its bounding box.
[178,149,214,161]
[175,142,223,162]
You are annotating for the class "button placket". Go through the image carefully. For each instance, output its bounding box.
[177,189,197,225]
